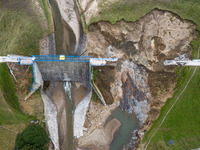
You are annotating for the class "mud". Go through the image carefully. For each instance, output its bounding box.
[82,8,196,149]
[93,66,116,104]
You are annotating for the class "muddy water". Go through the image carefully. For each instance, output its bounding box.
[49,0,76,55]
[105,107,139,150]
[48,0,140,149]
[48,0,77,149]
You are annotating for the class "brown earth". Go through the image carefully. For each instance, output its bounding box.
[93,66,116,104]
[7,62,44,119]
[78,118,121,150]
[79,8,197,149]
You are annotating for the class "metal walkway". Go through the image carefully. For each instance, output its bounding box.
[0,54,118,104]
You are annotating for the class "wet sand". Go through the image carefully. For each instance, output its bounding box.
[78,118,121,150]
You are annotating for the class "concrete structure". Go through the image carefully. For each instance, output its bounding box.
[164,59,200,66]
[0,55,117,104]
[164,53,200,66]
[37,61,90,82]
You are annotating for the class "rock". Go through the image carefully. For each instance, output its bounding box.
[55,0,80,51]
[133,100,150,124]
[39,34,56,55]
[77,101,119,148]
[168,140,175,144]
[81,8,196,150]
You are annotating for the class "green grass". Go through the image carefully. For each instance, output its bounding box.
[176,66,181,76]
[91,67,100,102]
[88,0,200,149]
[89,0,200,30]
[0,0,51,124]
[92,68,98,81]
[0,63,31,125]
[39,0,54,32]
[91,92,98,102]
[0,1,52,149]
[142,35,200,149]
[175,66,186,89]
[0,6,44,56]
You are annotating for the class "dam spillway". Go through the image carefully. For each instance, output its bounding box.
[35,55,91,82]
[37,61,90,82]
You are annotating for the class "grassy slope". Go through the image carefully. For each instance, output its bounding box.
[0,64,31,124]
[0,0,52,149]
[90,0,200,30]
[143,36,200,150]
[89,0,200,149]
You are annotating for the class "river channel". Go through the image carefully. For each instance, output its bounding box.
[48,0,139,149]
[48,0,77,149]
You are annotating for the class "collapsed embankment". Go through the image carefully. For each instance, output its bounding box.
[78,8,196,149]
[40,1,197,149]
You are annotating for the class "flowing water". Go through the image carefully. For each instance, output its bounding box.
[49,0,76,55]
[48,0,140,149]
[48,0,77,149]
[105,107,139,150]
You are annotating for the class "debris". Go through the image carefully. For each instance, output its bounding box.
[168,140,174,144]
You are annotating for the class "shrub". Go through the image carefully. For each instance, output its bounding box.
[15,125,50,150]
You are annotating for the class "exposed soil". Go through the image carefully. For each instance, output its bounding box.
[71,82,91,107]
[146,70,177,127]
[45,82,67,150]
[7,62,44,119]
[93,66,116,104]
[79,117,121,150]
[80,8,197,149]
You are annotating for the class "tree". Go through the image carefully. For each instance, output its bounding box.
[15,125,50,150]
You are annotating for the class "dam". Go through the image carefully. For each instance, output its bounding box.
[0,54,117,104]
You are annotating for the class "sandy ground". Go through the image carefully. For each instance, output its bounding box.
[45,82,67,150]
[72,82,88,107]
[79,118,121,150]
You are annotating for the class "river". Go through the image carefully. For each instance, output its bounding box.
[48,0,77,149]
[105,108,139,150]
[48,0,139,149]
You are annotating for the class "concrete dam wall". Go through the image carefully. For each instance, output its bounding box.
[36,61,90,82]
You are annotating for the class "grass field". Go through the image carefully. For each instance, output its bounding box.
[142,35,200,149]
[89,0,200,149]
[0,0,52,149]
[0,63,31,124]
[0,10,41,56]
[90,0,200,30]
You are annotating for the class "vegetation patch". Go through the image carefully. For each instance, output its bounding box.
[91,92,98,102]
[15,124,50,150]
[0,63,31,124]
[91,67,99,102]
[92,68,98,81]
[89,0,200,31]
[88,0,200,149]
[142,34,200,149]
[0,10,42,56]
[39,0,54,32]
[175,66,187,89]
[0,0,52,149]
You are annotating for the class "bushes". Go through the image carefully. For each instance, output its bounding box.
[15,125,50,150]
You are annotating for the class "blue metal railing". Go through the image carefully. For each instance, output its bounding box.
[32,55,92,62]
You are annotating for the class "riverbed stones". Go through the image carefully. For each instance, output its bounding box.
[83,8,196,149]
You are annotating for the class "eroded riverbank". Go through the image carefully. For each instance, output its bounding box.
[40,1,197,149]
